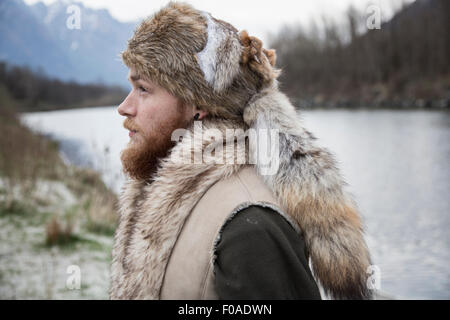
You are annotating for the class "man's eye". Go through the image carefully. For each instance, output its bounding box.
[138,86,147,93]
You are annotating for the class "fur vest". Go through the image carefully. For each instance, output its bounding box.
[110,81,373,300]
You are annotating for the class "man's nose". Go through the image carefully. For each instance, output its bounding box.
[117,93,136,117]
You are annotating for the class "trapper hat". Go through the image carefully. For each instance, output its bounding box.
[121,1,281,120]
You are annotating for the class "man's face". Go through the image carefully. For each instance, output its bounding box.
[118,68,192,180]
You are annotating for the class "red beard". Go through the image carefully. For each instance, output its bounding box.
[120,115,191,181]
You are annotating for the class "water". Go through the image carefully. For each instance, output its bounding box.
[21,106,129,193]
[21,107,450,299]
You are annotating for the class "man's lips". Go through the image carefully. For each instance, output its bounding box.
[129,130,137,137]
[123,118,139,138]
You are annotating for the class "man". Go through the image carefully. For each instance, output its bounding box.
[110,1,373,300]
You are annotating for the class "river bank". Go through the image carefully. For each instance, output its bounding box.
[0,107,118,299]
[294,97,450,110]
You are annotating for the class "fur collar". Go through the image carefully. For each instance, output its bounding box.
[110,119,248,299]
[110,81,372,300]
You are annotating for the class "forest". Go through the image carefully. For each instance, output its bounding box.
[268,0,449,109]
[0,61,127,112]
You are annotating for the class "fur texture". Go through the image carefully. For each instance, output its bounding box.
[195,11,242,93]
[243,81,373,299]
[112,1,373,300]
[121,1,277,120]
[110,119,249,299]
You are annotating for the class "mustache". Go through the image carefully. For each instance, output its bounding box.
[123,118,141,132]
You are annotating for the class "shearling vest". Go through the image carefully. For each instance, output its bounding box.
[160,165,299,299]
[110,85,373,300]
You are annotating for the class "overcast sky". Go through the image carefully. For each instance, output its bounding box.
[23,0,414,44]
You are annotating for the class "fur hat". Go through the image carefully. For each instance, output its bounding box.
[121,1,281,120]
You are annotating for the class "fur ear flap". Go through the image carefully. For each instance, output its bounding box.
[195,11,242,93]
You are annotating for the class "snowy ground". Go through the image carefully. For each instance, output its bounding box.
[0,179,114,300]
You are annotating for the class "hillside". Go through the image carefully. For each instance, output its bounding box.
[269,0,450,109]
[0,0,136,87]
[0,61,127,112]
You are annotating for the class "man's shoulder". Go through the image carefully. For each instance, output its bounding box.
[200,165,279,211]
[194,165,303,240]
[224,205,297,231]
[213,204,321,300]
[217,204,304,248]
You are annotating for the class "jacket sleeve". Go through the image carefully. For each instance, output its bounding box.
[213,205,322,300]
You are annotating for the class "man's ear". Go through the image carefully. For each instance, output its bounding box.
[193,108,208,120]
[184,102,209,120]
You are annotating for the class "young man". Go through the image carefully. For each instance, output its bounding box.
[110,2,373,300]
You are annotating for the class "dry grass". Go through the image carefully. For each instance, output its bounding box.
[0,105,66,209]
[84,190,118,236]
[64,167,118,236]
[45,215,74,246]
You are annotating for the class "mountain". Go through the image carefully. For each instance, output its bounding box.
[0,0,137,87]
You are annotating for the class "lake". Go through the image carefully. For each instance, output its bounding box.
[21,107,450,299]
